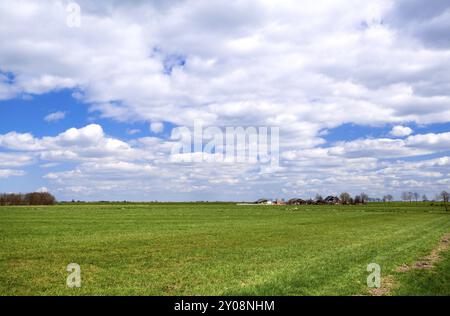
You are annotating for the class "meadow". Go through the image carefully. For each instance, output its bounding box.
[0,202,449,296]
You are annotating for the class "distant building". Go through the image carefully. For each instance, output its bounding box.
[324,196,341,205]
[287,198,306,205]
[255,198,272,205]
[255,198,286,205]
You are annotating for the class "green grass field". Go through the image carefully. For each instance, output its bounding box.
[1,202,449,296]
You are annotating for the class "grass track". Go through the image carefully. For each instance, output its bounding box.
[0,203,449,295]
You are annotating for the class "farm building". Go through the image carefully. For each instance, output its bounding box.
[287,198,306,205]
[324,196,341,204]
[255,199,273,205]
[255,199,286,205]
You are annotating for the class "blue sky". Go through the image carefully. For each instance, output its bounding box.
[1,0,450,201]
[0,90,168,140]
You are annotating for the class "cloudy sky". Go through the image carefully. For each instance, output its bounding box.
[1,0,450,201]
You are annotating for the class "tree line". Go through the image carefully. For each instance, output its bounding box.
[315,191,449,211]
[337,192,369,204]
[398,190,449,211]
[0,192,56,206]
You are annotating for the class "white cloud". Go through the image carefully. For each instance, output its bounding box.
[406,132,450,150]
[150,122,164,133]
[0,124,138,162]
[1,0,450,134]
[126,128,141,135]
[44,111,66,122]
[390,125,413,137]
[0,152,33,167]
[328,138,427,158]
[0,132,44,151]
[0,169,25,178]
[1,123,450,200]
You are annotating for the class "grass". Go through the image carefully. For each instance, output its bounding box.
[393,248,450,295]
[0,202,449,295]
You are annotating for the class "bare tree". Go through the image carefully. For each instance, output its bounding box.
[383,194,393,202]
[413,192,419,203]
[340,192,351,205]
[401,192,408,202]
[360,193,369,204]
[402,192,413,203]
[441,191,449,212]
[422,194,428,202]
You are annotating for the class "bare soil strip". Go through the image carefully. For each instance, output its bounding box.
[369,275,396,296]
[370,233,450,296]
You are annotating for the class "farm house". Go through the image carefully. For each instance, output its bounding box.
[324,196,341,205]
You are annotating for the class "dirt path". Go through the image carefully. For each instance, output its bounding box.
[370,233,450,296]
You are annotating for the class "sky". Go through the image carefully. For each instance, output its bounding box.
[1,0,450,201]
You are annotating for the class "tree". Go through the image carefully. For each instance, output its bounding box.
[401,192,407,202]
[402,191,413,203]
[441,191,449,212]
[315,194,324,204]
[354,195,362,204]
[413,192,420,203]
[360,193,369,204]
[4,194,24,205]
[385,194,393,202]
[422,194,428,202]
[0,192,55,206]
[340,192,351,205]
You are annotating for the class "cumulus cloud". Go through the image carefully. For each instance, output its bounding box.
[390,125,413,137]
[150,122,164,134]
[406,132,450,150]
[0,152,33,167]
[44,111,66,122]
[0,132,44,151]
[1,0,450,132]
[1,123,450,200]
[36,186,48,193]
[0,124,139,162]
